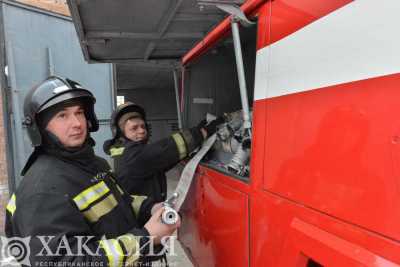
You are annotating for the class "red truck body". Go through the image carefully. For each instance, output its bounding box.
[178,0,400,266]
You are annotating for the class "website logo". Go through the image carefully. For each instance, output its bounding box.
[1,236,31,266]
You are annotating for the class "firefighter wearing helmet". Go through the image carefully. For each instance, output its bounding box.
[5,76,179,267]
[103,101,225,202]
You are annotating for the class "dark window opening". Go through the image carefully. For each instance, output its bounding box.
[307,259,324,267]
[183,20,257,181]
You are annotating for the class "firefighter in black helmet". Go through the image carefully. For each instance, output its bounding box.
[103,101,224,202]
[5,76,179,267]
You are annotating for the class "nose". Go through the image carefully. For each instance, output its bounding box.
[70,114,83,128]
[138,126,146,133]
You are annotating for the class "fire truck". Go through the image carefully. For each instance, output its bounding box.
[177,0,400,266]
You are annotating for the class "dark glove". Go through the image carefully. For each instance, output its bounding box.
[202,116,225,137]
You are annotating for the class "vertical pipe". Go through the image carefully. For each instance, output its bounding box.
[46,47,54,76]
[0,1,15,192]
[6,40,26,181]
[111,63,117,109]
[231,19,251,132]
[173,69,183,129]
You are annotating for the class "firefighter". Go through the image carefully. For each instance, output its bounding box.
[5,76,179,267]
[103,102,224,202]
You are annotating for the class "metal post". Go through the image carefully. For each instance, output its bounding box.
[6,40,26,181]
[111,63,117,109]
[0,1,15,192]
[46,47,55,76]
[173,69,183,129]
[231,18,251,132]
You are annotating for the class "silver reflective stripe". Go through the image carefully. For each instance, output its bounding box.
[99,239,123,267]
[73,181,110,211]
[83,194,118,223]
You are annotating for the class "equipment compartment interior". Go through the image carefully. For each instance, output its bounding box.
[182,23,257,180]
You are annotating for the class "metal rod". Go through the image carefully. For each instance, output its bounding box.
[47,47,54,76]
[0,1,15,192]
[6,40,26,181]
[173,69,183,129]
[231,19,251,132]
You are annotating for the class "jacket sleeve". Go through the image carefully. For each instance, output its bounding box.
[123,128,203,178]
[129,194,156,226]
[6,192,148,267]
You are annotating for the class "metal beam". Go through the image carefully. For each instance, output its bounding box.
[86,31,204,40]
[158,0,185,36]
[144,43,156,61]
[198,0,245,6]
[145,0,184,60]
[67,0,91,61]
[173,69,183,129]
[113,59,181,69]
[174,12,225,22]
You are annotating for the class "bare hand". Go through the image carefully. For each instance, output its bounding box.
[151,202,164,215]
[144,207,181,244]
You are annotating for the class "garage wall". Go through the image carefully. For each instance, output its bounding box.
[117,87,178,142]
[2,1,114,189]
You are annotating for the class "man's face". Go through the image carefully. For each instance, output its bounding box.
[46,105,88,148]
[123,117,147,142]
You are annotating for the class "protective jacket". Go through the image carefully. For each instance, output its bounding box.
[5,141,155,267]
[104,129,202,202]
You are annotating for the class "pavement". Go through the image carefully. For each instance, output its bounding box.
[165,168,194,267]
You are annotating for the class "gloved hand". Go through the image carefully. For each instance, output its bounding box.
[202,116,225,137]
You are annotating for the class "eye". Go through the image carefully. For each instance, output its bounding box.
[76,109,85,116]
[57,112,67,119]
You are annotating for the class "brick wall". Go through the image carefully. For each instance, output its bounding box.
[0,92,8,234]
[17,0,70,16]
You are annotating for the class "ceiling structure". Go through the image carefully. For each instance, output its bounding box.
[68,0,243,91]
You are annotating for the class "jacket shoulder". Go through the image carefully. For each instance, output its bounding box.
[17,154,85,200]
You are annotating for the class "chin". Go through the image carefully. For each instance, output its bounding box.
[68,139,86,148]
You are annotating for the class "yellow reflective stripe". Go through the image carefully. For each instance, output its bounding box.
[6,194,16,216]
[99,239,124,267]
[110,147,125,157]
[118,234,140,266]
[172,133,187,159]
[83,194,118,223]
[130,195,147,217]
[73,181,110,211]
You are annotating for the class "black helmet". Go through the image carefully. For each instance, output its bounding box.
[110,102,146,140]
[23,76,98,147]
